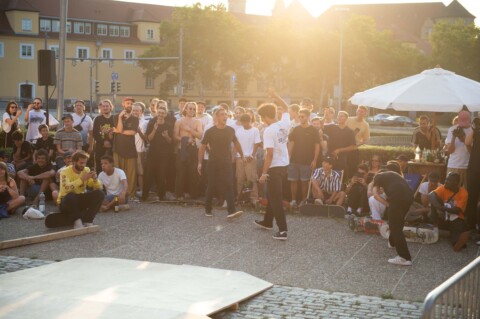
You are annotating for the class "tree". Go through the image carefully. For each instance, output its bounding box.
[430,20,480,81]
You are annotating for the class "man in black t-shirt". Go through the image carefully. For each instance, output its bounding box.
[93,99,115,174]
[33,124,55,162]
[326,111,357,177]
[288,109,320,207]
[373,170,414,266]
[198,108,244,218]
[17,149,57,205]
[113,97,139,199]
[141,106,174,201]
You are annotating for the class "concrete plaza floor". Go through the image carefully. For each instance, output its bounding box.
[1,202,479,302]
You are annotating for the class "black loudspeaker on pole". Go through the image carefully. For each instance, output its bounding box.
[38,50,56,86]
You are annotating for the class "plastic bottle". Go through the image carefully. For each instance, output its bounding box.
[114,196,119,213]
[415,146,421,162]
[39,192,46,214]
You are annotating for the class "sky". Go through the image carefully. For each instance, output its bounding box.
[118,0,479,23]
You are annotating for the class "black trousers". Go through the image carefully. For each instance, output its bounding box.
[143,154,168,199]
[347,183,369,213]
[430,207,467,246]
[262,166,288,232]
[175,152,199,198]
[388,200,412,261]
[465,170,480,232]
[60,190,105,223]
[205,160,236,214]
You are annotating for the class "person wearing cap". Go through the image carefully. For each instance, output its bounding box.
[54,113,83,169]
[408,171,443,219]
[395,154,409,175]
[18,149,57,207]
[445,110,472,187]
[92,99,115,174]
[113,97,139,200]
[311,156,345,207]
[428,172,469,251]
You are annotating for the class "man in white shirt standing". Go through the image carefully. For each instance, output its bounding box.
[24,97,59,142]
[235,113,261,205]
[445,110,472,187]
[254,90,290,240]
[71,100,94,153]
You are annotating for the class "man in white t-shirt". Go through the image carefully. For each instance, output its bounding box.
[445,110,472,187]
[98,155,129,212]
[235,113,261,204]
[254,89,290,240]
[71,100,94,152]
[24,97,59,142]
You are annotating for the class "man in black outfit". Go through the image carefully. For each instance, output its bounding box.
[198,108,243,218]
[141,106,173,201]
[92,99,115,173]
[465,118,480,245]
[373,170,414,266]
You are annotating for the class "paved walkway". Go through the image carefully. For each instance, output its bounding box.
[1,201,479,315]
[0,256,423,319]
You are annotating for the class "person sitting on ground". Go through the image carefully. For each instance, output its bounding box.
[98,155,129,212]
[311,156,345,206]
[345,163,370,217]
[395,155,409,175]
[33,124,55,162]
[412,172,442,217]
[54,114,82,169]
[0,161,25,217]
[52,151,73,204]
[368,179,387,220]
[11,131,33,171]
[0,150,16,179]
[57,151,104,229]
[428,172,470,252]
[17,149,57,207]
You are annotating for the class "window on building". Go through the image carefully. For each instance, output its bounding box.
[20,43,34,59]
[85,23,91,34]
[146,28,154,40]
[120,26,130,37]
[66,21,71,33]
[52,20,60,32]
[21,19,32,31]
[101,48,112,60]
[40,19,51,32]
[76,47,89,59]
[74,22,84,34]
[49,45,59,58]
[97,24,107,36]
[0,42,4,58]
[109,25,119,37]
[146,77,154,89]
[124,50,134,63]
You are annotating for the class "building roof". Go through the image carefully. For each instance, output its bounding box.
[0,0,39,12]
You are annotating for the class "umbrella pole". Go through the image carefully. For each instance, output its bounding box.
[431,113,437,150]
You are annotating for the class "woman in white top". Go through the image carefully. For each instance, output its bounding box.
[2,101,22,148]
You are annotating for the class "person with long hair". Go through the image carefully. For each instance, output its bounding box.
[0,161,25,217]
[2,101,22,148]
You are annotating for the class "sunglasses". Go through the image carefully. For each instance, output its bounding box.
[10,106,17,109]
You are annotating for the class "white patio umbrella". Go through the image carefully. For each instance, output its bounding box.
[349,67,480,112]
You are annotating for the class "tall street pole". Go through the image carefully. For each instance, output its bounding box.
[57,0,68,120]
[178,27,183,101]
[336,7,349,112]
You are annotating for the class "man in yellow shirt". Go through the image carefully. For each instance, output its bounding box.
[58,151,104,229]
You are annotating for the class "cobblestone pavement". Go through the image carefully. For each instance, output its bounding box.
[1,256,423,318]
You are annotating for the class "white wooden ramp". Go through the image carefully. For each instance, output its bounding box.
[0,258,273,319]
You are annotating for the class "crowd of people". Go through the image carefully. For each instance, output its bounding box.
[1,92,479,266]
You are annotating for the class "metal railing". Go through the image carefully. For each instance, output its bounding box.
[422,256,480,318]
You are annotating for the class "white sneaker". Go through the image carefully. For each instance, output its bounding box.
[314,199,323,205]
[388,256,412,266]
[83,222,94,227]
[222,200,227,208]
[73,219,84,229]
[290,200,297,208]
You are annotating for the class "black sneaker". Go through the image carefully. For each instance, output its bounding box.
[205,211,213,217]
[254,220,273,230]
[273,231,287,240]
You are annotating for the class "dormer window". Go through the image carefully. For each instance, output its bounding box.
[21,19,32,31]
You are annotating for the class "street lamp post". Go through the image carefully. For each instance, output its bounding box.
[336,7,349,112]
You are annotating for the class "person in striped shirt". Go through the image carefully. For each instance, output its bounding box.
[311,156,345,206]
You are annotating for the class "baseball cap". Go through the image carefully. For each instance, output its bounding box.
[62,114,73,121]
[457,110,470,128]
[123,97,135,103]
[63,151,73,159]
[396,154,409,162]
[322,156,334,165]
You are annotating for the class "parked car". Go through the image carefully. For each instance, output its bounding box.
[372,113,392,122]
[380,116,418,127]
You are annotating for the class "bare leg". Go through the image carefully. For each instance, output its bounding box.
[301,181,309,201]
[290,181,298,202]
[7,196,26,213]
